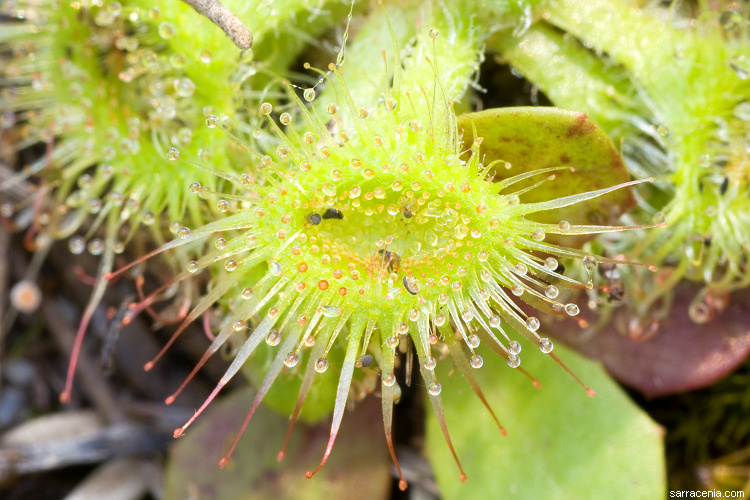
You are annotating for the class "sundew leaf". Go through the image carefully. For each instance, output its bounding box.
[164,388,391,500]
[459,107,636,246]
[426,342,665,499]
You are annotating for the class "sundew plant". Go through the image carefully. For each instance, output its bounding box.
[0,0,674,495]
[0,0,257,402]
[113,9,664,488]
[495,0,750,327]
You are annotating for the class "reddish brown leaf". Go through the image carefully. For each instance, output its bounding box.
[553,281,750,398]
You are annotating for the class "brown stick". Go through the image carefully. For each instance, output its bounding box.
[181,0,252,49]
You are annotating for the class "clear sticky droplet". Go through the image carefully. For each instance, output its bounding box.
[526,317,540,331]
[68,236,86,255]
[87,239,104,255]
[174,77,195,97]
[385,335,399,349]
[315,358,329,373]
[539,338,553,353]
[507,355,521,368]
[269,261,282,276]
[508,340,521,355]
[470,355,483,369]
[265,330,281,346]
[428,382,441,396]
[565,303,580,316]
[284,352,299,367]
[321,305,341,317]
[582,255,597,272]
[158,21,175,39]
[206,115,219,128]
[424,357,437,370]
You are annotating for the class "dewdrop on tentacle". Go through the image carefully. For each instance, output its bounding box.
[110,23,663,489]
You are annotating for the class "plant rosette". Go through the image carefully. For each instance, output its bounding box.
[116,16,662,488]
[494,0,750,329]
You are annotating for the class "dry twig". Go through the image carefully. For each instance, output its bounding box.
[181,0,252,49]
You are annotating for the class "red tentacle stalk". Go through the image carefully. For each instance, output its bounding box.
[548,352,596,397]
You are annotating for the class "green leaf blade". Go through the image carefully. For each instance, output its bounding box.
[426,343,665,499]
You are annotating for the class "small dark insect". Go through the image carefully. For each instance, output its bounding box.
[322,208,344,220]
[402,275,419,295]
[359,354,373,367]
[598,262,624,302]
[378,249,401,272]
[720,176,729,195]
[305,212,322,225]
[555,262,565,275]
[401,204,413,218]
